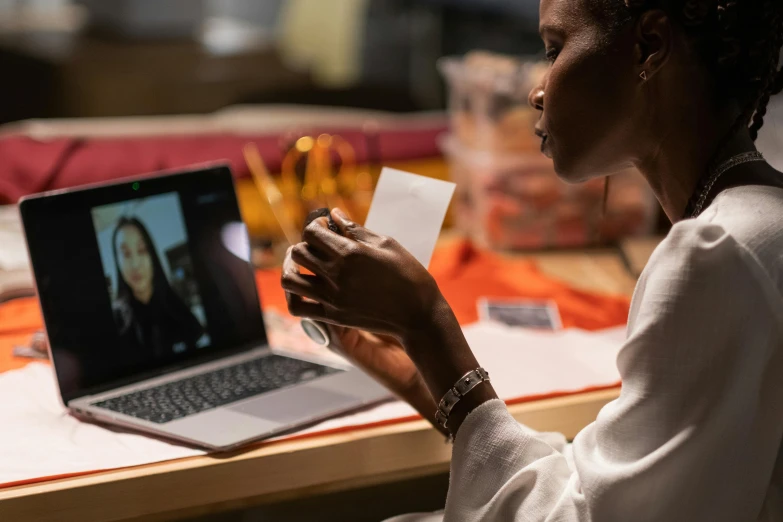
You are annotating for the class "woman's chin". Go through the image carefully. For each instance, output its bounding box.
[551,157,592,184]
[131,284,154,303]
[551,154,615,185]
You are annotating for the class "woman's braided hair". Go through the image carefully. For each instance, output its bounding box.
[615,0,783,141]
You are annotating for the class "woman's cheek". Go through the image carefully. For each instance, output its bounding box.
[542,65,567,135]
[545,54,606,148]
[141,256,153,284]
[119,259,132,284]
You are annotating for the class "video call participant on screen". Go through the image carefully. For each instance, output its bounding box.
[111,217,204,360]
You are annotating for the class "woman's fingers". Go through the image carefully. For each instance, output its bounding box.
[282,262,328,318]
[285,292,338,324]
[281,271,331,304]
[285,290,320,316]
[290,243,332,281]
[330,208,378,243]
[302,217,353,256]
[282,246,300,275]
[282,248,332,303]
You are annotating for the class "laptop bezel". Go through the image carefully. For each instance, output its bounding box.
[19,162,270,404]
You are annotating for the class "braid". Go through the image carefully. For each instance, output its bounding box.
[750,76,775,141]
[748,5,783,140]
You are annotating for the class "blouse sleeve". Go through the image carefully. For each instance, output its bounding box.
[445,220,783,522]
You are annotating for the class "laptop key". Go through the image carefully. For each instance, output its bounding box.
[92,354,341,424]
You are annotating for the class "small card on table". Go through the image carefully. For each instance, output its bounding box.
[478,298,563,330]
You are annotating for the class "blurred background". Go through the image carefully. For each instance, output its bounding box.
[0,0,542,121]
[1,0,685,258]
[0,0,781,266]
[1,2,782,520]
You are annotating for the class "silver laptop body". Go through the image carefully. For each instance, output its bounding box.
[68,346,387,450]
[20,164,389,451]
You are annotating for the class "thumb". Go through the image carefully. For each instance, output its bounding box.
[330,208,376,243]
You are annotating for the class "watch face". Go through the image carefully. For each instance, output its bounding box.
[301,319,329,347]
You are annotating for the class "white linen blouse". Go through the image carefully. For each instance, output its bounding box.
[389,185,783,522]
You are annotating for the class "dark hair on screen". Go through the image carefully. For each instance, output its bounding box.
[601,0,783,149]
[112,217,202,340]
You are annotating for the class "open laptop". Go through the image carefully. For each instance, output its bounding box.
[19,164,389,451]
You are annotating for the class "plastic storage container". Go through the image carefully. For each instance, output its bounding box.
[439,52,544,154]
[439,52,657,249]
[441,135,657,249]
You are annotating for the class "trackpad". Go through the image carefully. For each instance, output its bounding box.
[229,386,357,423]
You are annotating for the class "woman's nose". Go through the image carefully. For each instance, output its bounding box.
[528,85,544,112]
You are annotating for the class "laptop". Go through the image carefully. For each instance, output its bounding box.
[19,164,389,451]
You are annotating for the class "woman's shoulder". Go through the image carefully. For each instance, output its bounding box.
[701,185,783,240]
[628,193,783,338]
[645,186,783,303]
[699,186,783,287]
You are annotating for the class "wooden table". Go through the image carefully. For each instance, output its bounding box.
[0,239,660,522]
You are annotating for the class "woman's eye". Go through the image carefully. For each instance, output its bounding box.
[545,48,559,63]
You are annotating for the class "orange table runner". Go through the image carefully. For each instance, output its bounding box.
[0,240,630,373]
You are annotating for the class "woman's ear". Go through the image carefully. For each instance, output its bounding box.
[635,10,673,80]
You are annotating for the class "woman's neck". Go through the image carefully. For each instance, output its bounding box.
[634,101,756,223]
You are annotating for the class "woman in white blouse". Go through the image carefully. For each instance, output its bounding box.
[282,0,783,520]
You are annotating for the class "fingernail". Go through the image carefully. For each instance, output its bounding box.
[332,208,347,220]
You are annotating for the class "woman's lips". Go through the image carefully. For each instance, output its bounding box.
[534,128,551,157]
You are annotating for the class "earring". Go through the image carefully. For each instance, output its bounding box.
[639,70,648,81]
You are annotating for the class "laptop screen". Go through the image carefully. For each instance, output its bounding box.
[21,165,269,402]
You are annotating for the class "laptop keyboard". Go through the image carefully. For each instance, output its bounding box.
[92,354,342,424]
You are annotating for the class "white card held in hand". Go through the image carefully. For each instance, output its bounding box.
[364,168,456,268]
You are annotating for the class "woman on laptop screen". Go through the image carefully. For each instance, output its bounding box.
[111,217,204,360]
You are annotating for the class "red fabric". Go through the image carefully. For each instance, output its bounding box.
[0,125,447,204]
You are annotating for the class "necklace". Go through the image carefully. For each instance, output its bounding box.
[684,151,765,218]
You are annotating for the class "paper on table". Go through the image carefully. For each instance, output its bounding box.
[269,325,624,440]
[0,205,29,271]
[0,363,204,487]
[462,323,622,400]
[364,168,455,267]
[0,324,624,488]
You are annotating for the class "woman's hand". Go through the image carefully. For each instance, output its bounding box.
[284,265,444,431]
[281,209,441,341]
[282,209,498,437]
